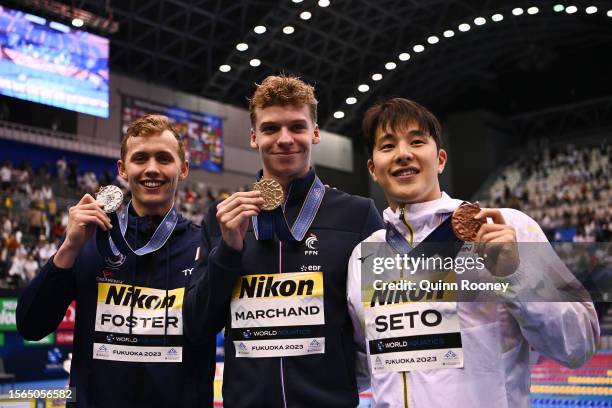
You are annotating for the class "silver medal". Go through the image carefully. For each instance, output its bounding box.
[96,185,124,213]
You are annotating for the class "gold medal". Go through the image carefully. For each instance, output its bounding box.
[252,179,284,211]
[451,202,485,242]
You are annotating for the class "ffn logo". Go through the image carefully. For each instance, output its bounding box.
[304,233,318,256]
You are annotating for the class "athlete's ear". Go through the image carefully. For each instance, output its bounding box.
[250,129,258,149]
[437,149,447,174]
[367,158,378,183]
[312,125,320,145]
[117,160,128,181]
[178,160,189,181]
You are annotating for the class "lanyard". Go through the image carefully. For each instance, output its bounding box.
[96,201,178,258]
[252,176,325,242]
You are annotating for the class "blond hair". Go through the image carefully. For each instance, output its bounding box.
[249,75,318,125]
[121,114,185,161]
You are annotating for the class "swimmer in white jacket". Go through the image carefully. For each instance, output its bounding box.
[347,98,600,408]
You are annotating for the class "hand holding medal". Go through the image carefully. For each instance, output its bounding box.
[452,202,519,277]
[53,192,113,268]
[216,185,268,251]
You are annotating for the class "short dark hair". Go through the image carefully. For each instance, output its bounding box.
[362,97,442,156]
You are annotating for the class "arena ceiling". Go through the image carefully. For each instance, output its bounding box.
[13,0,612,138]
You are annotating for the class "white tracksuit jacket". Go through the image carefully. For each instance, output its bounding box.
[347,192,600,408]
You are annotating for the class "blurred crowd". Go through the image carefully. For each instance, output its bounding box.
[484,140,611,243]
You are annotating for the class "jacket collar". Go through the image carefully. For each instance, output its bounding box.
[383,192,463,240]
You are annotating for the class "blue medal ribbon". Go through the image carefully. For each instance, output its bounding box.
[252,176,325,242]
[96,201,178,258]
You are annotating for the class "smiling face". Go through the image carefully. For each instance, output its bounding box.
[368,122,447,209]
[250,104,320,187]
[118,130,189,216]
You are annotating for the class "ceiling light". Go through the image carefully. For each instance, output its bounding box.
[398,53,410,61]
[333,111,345,119]
[527,7,539,15]
[553,4,565,12]
[249,58,261,67]
[300,11,312,20]
[318,0,330,7]
[371,73,383,81]
[358,84,370,92]
[254,25,266,34]
[71,18,84,27]
[586,6,597,14]
[608,10,612,17]
[566,6,577,14]
[512,8,524,16]
[458,23,470,32]
[427,35,439,44]
[236,43,248,51]
[219,64,231,72]
[283,26,295,34]
[474,17,486,25]
[443,30,454,38]
[492,14,504,22]
[291,0,303,3]
[346,97,357,104]
[413,44,425,52]
[385,62,397,70]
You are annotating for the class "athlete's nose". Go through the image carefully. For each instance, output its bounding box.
[277,127,294,147]
[395,140,414,163]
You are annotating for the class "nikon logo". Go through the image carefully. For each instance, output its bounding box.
[239,276,314,298]
[370,288,444,307]
[105,285,176,309]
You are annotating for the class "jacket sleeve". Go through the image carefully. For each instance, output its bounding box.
[17,255,76,341]
[359,199,384,241]
[183,202,243,344]
[498,209,600,368]
[347,241,371,392]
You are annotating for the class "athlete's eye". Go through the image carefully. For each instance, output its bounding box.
[156,153,174,163]
[261,126,278,134]
[132,154,148,162]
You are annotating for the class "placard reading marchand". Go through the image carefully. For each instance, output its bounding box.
[93,283,183,363]
[231,272,325,358]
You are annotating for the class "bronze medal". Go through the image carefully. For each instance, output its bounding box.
[253,179,284,211]
[451,202,485,242]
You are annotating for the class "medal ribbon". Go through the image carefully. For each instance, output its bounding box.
[252,176,325,242]
[96,201,178,258]
[385,213,463,258]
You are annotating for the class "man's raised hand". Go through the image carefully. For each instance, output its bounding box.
[216,191,264,251]
[54,194,112,268]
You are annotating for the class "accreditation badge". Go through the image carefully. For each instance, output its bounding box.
[93,282,183,363]
[230,272,325,358]
[364,269,464,373]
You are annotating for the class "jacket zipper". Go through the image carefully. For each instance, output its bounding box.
[402,372,409,408]
[278,240,288,408]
